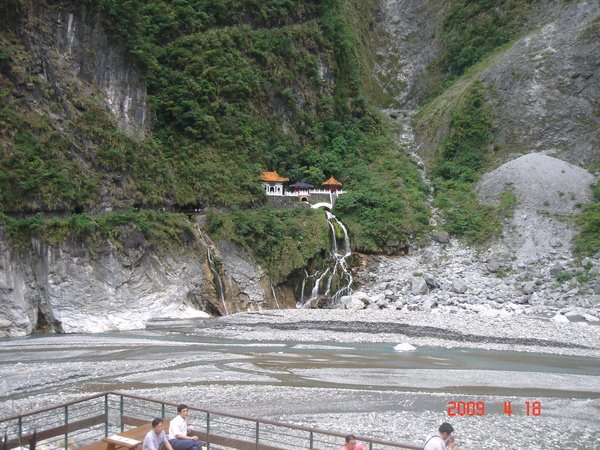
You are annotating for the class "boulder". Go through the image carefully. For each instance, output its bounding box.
[345,297,367,310]
[551,313,570,323]
[411,277,429,295]
[394,342,416,352]
[522,281,536,295]
[431,231,450,243]
[451,279,468,294]
[423,273,439,288]
[486,260,502,273]
[422,296,437,309]
[549,263,563,276]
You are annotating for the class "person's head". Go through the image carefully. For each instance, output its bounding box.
[177,404,189,418]
[344,435,357,449]
[439,422,454,440]
[151,418,163,434]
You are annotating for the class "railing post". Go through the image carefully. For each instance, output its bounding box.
[161,403,165,419]
[17,415,22,443]
[206,412,210,450]
[309,431,314,449]
[120,395,124,432]
[255,422,259,449]
[104,394,109,437]
[64,404,68,449]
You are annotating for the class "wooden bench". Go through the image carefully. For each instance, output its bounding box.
[103,434,142,450]
[80,420,170,450]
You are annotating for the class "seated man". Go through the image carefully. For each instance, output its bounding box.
[143,418,174,450]
[168,404,202,450]
[338,434,366,450]
[424,422,456,450]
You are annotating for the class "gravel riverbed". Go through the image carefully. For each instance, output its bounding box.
[191,309,600,358]
[2,309,599,450]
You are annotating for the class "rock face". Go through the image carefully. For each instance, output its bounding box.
[17,0,151,137]
[409,0,600,167]
[0,224,299,337]
[372,0,448,109]
[0,227,208,336]
[216,240,285,313]
[478,0,600,166]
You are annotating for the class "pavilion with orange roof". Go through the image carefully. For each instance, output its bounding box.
[260,171,345,205]
[260,171,289,196]
[322,176,342,192]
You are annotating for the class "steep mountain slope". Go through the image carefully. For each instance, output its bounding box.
[356,0,600,320]
[1,0,599,335]
[414,0,600,168]
[374,0,598,249]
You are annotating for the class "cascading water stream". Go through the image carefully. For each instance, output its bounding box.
[326,212,353,303]
[194,224,229,316]
[207,247,229,315]
[300,270,308,305]
[300,211,353,307]
[271,284,280,309]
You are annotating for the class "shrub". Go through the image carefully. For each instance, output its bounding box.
[575,180,600,256]
[430,81,501,244]
[206,207,330,280]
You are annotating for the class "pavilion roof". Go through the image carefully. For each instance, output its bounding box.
[321,176,342,186]
[260,171,289,182]
[289,182,314,188]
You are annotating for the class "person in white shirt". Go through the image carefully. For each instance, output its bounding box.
[168,404,202,450]
[423,422,456,450]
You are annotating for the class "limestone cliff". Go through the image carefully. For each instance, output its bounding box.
[0,221,296,336]
[2,0,150,138]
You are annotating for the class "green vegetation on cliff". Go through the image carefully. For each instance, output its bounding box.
[429,81,501,244]
[410,0,563,245]
[206,207,329,280]
[0,210,195,253]
[575,180,600,257]
[0,0,428,255]
[436,0,541,84]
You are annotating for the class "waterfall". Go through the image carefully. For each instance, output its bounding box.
[271,284,280,309]
[311,268,330,297]
[300,270,307,305]
[299,211,353,307]
[193,224,229,316]
[207,247,229,315]
[326,212,353,303]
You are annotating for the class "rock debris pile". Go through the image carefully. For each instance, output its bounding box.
[341,154,599,324]
[344,242,599,324]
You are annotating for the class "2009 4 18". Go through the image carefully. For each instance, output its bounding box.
[447,401,485,416]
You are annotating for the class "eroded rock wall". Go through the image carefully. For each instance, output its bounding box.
[408,0,600,167]
[0,227,209,336]
[480,0,600,166]
[23,0,151,137]
[0,223,307,336]
[1,0,150,139]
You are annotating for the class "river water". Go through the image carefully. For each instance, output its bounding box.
[0,318,599,450]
